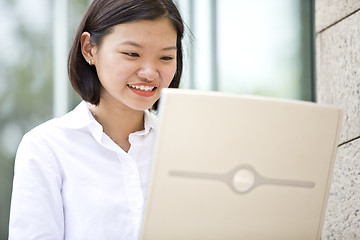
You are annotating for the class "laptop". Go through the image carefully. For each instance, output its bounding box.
[140,89,342,240]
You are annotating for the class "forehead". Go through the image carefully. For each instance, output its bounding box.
[103,18,177,48]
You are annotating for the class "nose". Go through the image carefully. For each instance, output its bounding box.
[137,63,159,81]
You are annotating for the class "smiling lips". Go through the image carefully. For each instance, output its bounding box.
[128,83,157,97]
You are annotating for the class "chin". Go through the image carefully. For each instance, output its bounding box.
[129,103,155,111]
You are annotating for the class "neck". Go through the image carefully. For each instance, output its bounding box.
[89,100,145,152]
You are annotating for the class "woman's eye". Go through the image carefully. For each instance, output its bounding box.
[122,52,139,57]
[160,56,174,61]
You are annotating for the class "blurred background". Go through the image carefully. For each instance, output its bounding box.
[0,0,314,238]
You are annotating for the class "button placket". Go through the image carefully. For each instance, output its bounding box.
[117,152,144,226]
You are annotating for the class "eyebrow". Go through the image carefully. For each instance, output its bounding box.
[119,41,177,51]
[120,41,142,48]
[162,46,178,51]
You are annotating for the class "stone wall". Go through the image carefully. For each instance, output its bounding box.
[316,1,360,239]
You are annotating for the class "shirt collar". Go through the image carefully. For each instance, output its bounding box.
[140,109,158,136]
[61,101,158,136]
[60,101,98,130]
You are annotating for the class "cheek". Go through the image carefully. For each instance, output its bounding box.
[162,64,177,87]
[98,61,134,84]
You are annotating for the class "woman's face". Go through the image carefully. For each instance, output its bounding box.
[91,18,178,111]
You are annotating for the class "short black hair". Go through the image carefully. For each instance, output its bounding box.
[68,0,184,111]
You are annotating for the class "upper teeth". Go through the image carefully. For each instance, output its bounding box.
[129,85,155,92]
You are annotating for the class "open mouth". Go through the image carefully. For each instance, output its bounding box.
[128,84,158,97]
[128,84,156,92]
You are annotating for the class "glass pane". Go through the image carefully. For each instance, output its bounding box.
[178,0,313,101]
[218,0,304,99]
[0,0,53,237]
[68,0,90,110]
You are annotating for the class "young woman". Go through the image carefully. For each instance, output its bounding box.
[9,0,184,239]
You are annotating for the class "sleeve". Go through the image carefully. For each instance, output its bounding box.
[8,132,64,240]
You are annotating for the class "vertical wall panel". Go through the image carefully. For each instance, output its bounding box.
[53,0,69,117]
[316,1,360,238]
[316,10,360,144]
[316,0,360,32]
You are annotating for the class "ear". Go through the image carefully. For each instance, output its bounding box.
[80,32,95,65]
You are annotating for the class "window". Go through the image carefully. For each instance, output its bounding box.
[0,0,314,238]
[177,0,314,100]
[0,0,53,236]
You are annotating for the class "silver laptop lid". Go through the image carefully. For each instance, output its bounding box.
[141,89,342,240]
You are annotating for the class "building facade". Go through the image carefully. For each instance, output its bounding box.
[316,1,360,238]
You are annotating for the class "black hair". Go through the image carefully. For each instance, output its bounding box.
[68,0,184,110]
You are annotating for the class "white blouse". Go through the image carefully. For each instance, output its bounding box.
[9,101,158,240]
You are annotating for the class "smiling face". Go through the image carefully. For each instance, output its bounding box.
[90,18,177,111]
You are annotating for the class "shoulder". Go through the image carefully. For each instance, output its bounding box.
[14,119,65,178]
[16,119,67,164]
[21,118,62,145]
[18,101,90,152]
[22,115,70,145]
